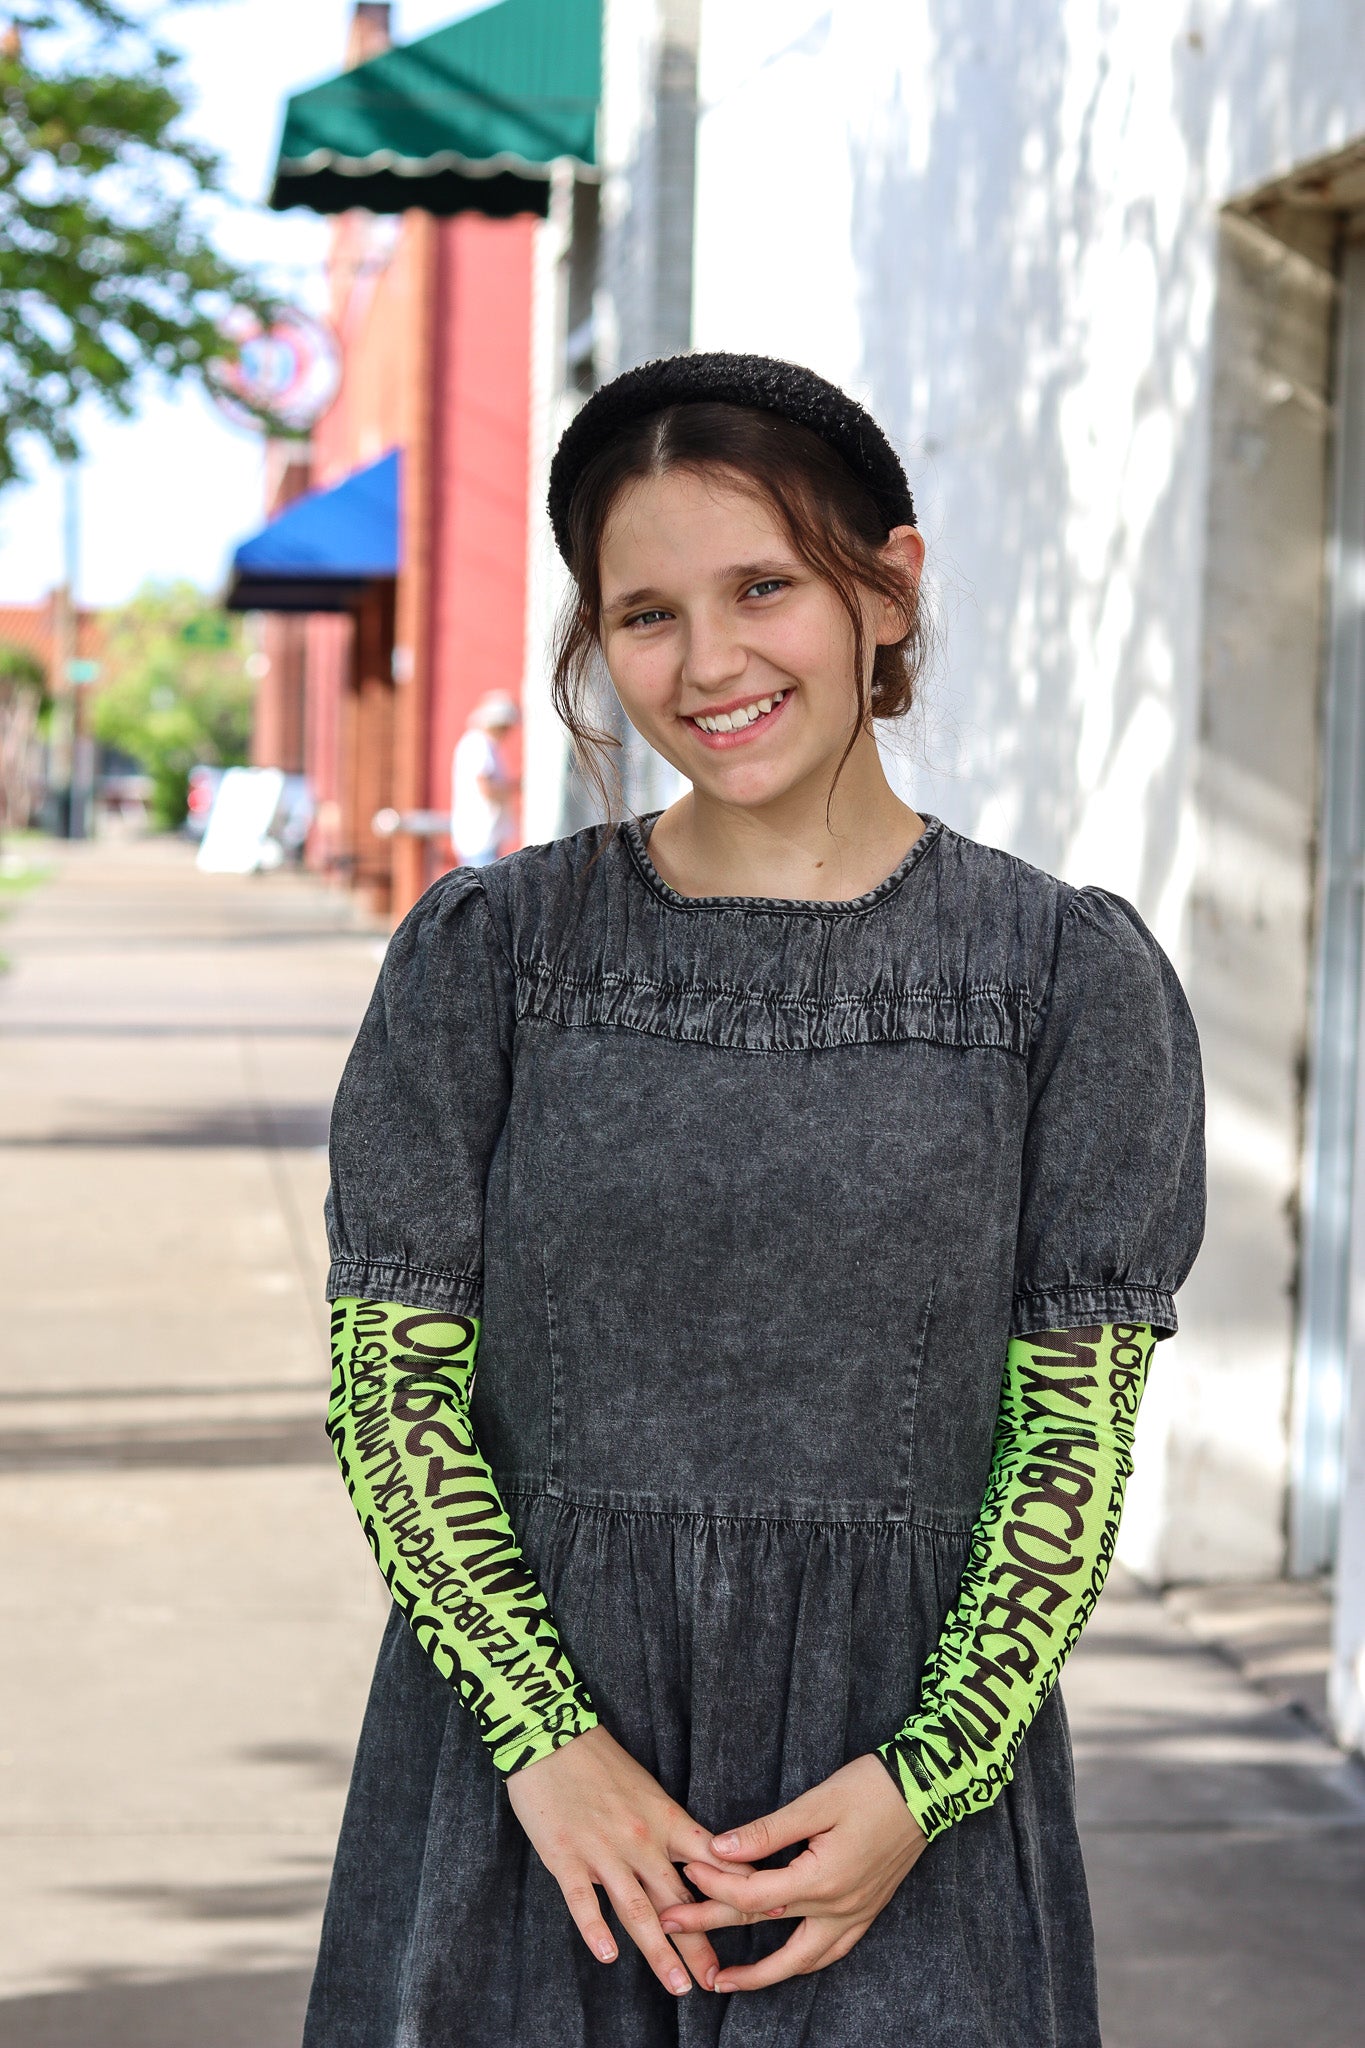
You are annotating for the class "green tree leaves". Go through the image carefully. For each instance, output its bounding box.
[90,581,254,827]
[0,1,279,487]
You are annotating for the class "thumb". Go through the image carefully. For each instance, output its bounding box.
[710,1784,830,1861]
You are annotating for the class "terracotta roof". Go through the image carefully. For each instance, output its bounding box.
[0,598,105,677]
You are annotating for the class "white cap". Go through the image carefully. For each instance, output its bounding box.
[471,692,520,730]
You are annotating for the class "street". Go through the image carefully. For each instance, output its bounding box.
[2,838,1364,2048]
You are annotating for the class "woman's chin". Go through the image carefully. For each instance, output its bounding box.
[694,737,845,811]
[691,762,802,810]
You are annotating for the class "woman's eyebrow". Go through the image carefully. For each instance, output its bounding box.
[604,560,799,614]
[603,584,665,613]
[721,559,797,584]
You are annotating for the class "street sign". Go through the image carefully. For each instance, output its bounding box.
[65,659,100,685]
[180,617,233,648]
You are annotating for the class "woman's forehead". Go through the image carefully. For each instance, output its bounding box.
[600,468,791,583]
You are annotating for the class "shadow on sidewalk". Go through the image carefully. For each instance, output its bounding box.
[0,1967,313,2048]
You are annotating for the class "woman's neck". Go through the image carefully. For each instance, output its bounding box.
[645,742,925,903]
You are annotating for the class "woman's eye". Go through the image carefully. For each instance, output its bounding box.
[743,579,788,600]
[626,609,670,629]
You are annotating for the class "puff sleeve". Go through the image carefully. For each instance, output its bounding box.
[324,868,514,1316]
[1011,885,1206,1340]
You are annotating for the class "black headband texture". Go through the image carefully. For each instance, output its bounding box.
[546,351,916,563]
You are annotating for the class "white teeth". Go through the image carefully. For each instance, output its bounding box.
[693,690,787,734]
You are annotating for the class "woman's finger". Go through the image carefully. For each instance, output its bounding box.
[708,1785,831,1864]
[640,1869,722,1992]
[601,1870,696,1996]
[713,1917,848,1993]
[671,1813,741,1864]
[669,1814,756,1875]
[682,1846,823,1916]
[658,1894,755,1935]
[555,1869,620,1965]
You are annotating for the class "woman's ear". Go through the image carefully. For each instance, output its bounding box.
[874,525,925,644]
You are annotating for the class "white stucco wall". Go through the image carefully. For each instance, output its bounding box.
[691,0,1365,1585]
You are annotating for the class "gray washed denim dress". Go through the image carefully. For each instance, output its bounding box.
[307,809,1206,2048]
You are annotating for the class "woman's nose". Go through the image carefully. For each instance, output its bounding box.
[680,615,746,692]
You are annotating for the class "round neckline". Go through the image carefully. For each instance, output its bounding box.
[621,809,945,916]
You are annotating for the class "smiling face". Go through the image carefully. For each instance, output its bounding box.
[598,467,914,815]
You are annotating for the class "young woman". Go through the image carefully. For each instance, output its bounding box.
[305,353,1206,2048]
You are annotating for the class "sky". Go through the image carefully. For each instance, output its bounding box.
[0,0,486,608]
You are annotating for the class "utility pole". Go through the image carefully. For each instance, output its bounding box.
[46,465,92,838]
[65,466,96,839]
[47,474,76,835]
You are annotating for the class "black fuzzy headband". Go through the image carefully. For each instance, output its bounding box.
[546,350,916,565]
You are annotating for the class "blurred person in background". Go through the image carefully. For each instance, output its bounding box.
[451,690,520,867]
[310,356,1206,2046]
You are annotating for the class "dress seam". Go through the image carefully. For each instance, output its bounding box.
[501,1484,975,1537]
[327,1255,483,1288]
[1028,881,1085,1054]
[519,1019,1022,1059]
[514,959,1031,1012]
[1013,1281,1174,1306]
[621,809,947,916]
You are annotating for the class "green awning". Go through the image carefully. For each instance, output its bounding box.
[269,0,600,220]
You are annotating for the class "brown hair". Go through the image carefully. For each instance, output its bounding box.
[550,401,928,820]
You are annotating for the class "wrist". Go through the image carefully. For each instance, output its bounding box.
[498,1708,602,1777]
[873,1737,944,1842]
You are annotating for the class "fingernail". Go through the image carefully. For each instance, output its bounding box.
[659,1917,680,1932]
[706,1967,719,1990]
[712,1832,740,1854]
[714,1977,733,1993]
[668,1969,690,1995]
[596,1940,616,1961]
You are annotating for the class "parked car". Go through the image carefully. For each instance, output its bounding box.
[185,764,225,839]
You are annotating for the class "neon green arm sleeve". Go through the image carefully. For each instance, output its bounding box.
[327,1296,599,1774]
[876,1321,1154,1840]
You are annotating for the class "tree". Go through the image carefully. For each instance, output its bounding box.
[0,638,44,837]
[90,581,253,827]
[0,1,279,489]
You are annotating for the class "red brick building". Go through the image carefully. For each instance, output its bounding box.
[231,0,598,920]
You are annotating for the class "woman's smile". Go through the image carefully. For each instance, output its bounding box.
[682,687,792,747]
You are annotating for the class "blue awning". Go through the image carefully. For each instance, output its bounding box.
[226,450,400,612]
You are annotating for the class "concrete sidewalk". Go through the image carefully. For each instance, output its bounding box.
[0,836,389,2048]
[1072,1571,1365,2047]
[1,835,1363,2048]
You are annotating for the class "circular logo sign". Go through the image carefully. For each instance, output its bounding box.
[210,308,342,435]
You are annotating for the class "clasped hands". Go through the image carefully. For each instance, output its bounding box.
[505,1724,927,1998]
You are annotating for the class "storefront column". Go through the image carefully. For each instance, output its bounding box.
[391,209,441,917]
